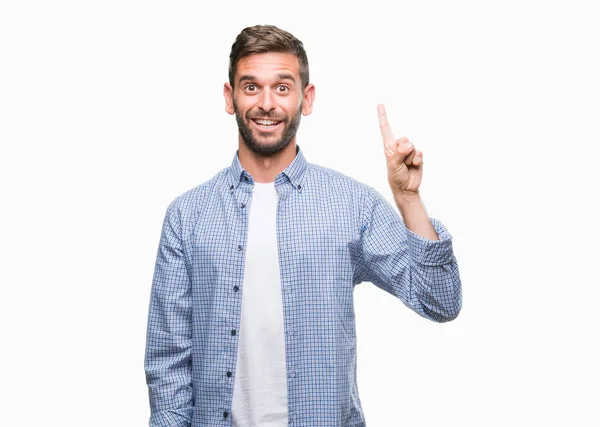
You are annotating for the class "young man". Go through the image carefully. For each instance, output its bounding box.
[144,25,462,427]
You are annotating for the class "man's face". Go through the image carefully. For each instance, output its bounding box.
[224,52,314,156]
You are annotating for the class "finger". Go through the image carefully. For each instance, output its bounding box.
[413,151,423,167]
[404,150,415,165]
[377,104,395,155]
[394,137,413,163]
[403,142,416,165]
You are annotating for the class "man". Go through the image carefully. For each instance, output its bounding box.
[144,25,462,427]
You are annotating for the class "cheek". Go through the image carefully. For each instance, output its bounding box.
[282,97,302,114]
[233,96,253,112]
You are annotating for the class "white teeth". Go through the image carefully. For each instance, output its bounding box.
[254,120,280,126]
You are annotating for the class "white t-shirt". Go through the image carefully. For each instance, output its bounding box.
[231,181,289,427]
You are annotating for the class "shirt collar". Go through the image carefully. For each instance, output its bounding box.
[228,144,309,191]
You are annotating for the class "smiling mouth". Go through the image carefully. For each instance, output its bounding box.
[251,119,283,127]
[250,119,284,133]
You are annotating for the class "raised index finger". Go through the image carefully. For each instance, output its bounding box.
[377,104,395,146]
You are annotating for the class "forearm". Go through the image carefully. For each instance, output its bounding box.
[393,191,438,241]
[360,187,462,322]
[394,193,461,321]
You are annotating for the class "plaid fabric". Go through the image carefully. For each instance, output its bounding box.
[144,145,462,426]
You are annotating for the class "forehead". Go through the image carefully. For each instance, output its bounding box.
[235,52,300,81]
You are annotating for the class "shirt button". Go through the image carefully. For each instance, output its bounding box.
[241,203,246,209]
[223,411,228,419]
[237,245,243,251]
[297,184,302,189]
[230,184,234,190]
[233,286,239,292]
[231,329,236,336]
[244,176,249,181]
[226,371,232,377]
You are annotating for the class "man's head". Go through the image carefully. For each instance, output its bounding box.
[224,25,315,157]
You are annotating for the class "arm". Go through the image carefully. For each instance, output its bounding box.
[357,187,462,322]
[367,104,461,321]
[393,191,439,241]
[144,200,194,426]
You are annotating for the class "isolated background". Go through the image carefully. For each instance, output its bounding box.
[1,1,599,426]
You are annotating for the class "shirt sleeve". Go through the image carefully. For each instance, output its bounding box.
[356,187,462,322]
[144,199,194,426]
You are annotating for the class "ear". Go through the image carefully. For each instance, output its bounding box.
[301,83,315,116]
[224,82,235,115]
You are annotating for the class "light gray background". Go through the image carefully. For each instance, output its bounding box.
[1,1,598,425]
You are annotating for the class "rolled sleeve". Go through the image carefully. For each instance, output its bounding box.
[357,187,462,322]
[405,217,456,266]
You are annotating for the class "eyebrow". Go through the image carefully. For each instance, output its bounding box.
[276,73,296,83]
[238,73,296,84]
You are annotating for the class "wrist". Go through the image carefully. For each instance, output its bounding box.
[393,190,421,207]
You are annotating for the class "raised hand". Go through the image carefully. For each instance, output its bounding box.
[377,104,423,198]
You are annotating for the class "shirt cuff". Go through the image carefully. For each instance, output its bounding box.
[405,217,456,266]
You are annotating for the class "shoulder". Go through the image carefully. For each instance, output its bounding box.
[306,162,374,195]
[166,167,229,219]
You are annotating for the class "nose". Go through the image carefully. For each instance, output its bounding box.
[257,89,275,112]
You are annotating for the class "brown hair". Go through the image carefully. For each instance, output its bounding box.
[228,25,310,91]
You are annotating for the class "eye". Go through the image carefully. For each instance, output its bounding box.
[244,84,257,92]
[276,85,289,93]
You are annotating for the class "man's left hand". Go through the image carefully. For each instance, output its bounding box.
[377,104,423,198]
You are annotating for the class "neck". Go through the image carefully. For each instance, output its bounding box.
[237,138,297,183]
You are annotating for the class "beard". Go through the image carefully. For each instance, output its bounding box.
[234,101,302,157]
